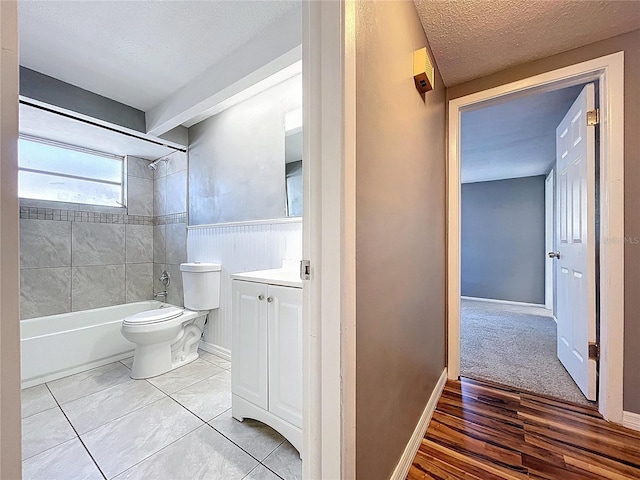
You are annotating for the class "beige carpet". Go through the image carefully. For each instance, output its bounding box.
[460,298,594,406]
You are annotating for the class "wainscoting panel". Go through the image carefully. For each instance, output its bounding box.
[188,219,302,355]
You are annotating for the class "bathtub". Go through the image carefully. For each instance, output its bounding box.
[21,301,167,388]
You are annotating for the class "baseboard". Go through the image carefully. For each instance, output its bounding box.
[390,368,447,480]
[461,296,545,308]
[199,340,231,361]
[623,411,640,432]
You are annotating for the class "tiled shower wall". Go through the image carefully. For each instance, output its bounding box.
[152,151,188,307]
[20,156,153,319]
[19,152,188,319]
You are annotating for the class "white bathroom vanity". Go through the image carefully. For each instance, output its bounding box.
[231,267,303,455]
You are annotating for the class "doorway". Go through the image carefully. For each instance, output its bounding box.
[458,84,594,405]
[0,2,351,478]
[447,52,625,423]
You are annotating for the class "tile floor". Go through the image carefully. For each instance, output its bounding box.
[21,350,302,480]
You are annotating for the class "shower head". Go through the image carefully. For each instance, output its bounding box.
[148,158,167,170]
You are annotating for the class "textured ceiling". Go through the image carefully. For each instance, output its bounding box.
[414,0,640,86]
[19,1,299,110]
[461,85,583,184]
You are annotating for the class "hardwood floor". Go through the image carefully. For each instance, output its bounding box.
[408,378,640,480]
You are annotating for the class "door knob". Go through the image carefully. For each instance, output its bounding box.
[258,294,265,301]
[548,251,561,259]
[267,297,274,303]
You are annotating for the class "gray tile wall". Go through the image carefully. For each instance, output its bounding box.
[153,151,188,307]
[19,156,156,319]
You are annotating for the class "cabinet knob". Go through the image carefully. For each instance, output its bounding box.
[258,294,265,301]
[267,296,274,303]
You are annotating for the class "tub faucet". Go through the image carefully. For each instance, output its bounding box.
[154,291,167,300]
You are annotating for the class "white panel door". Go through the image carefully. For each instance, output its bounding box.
[545,171,554,311]
[555,83,597,401]
[267,285,303,428]
[232,280,268,409]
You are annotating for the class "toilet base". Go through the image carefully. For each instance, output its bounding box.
[131,342,169,379]
[131,344,200,379]
[128,313,207,379]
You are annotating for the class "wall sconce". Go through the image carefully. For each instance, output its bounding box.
[413,47,434,94]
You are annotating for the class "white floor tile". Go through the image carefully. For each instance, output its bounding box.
[171,370,231,421]
[81,396,202,478]
[120,357,134,369]
[22,437,103,480]
[147,358,225,395]
[243,464,283,480]
[211,409,284,461]
[61,379,165,434]
[47,362,131,404]
[199,350,231,369]
[22,384,57,419]
[20,349,286,480]
[113,425,258,480]
[262,442,302,480]
[22,407,76,460]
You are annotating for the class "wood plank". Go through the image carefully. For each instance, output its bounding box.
[411,449,487,480]
[418,439,528,480]
[521,452,605,480]
[407,378,640,480]
[436,402,524,439]
[522,417,640,464]
[426,420,525,470]
[439,391,521,425]
[520,397,640,441]
[430,410,524,451]
[525,432,640,478]
[519,391,599,417]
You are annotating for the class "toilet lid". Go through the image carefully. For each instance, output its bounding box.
[123,306,184,325]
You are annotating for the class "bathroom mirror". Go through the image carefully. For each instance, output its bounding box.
[285,108,303,217]
[188,74,302,226]
[285,130,302,217]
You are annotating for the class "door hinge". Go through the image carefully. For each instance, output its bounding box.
[587,109,599,126]
[300,260,311,281]
[588,342,600,360]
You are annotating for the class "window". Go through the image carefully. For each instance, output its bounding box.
[18,137,125,207]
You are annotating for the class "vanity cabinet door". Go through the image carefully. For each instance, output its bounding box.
[267,285,303,428]
[232,280,268,410]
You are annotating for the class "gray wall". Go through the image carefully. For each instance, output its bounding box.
[355,2,446,478]
[19,156,154,319]
[188,75,301,225]
[447,28,640,414]
[461,176,546,304]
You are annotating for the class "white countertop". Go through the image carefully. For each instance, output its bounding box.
[231,268,302,288]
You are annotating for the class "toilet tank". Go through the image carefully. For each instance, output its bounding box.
[180,263,222,311]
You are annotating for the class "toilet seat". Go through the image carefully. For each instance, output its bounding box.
[123,306,184,326]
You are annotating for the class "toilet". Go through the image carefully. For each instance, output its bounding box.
[121,262,221,379]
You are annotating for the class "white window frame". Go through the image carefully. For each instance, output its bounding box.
[18,134,126,207]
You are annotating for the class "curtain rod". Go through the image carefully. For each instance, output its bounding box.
[19,99,188,153]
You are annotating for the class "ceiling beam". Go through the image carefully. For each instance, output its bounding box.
[146,4,302,136]
[21,66,146,133]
